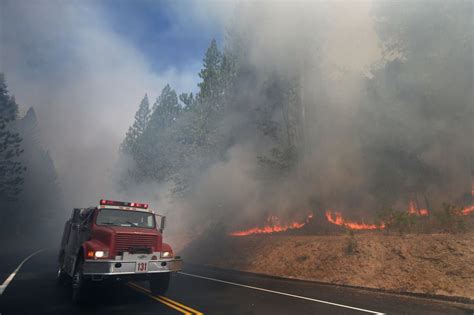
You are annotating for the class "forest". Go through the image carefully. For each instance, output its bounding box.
[0,74,62,240]
[117,1,473,234]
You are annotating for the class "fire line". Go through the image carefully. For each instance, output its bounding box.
[229,199,474,236]
[324,211,384,230]
[229,213,313,237]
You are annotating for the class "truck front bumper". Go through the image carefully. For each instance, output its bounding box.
[83,258,182,276]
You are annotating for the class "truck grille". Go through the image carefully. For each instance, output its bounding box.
[115,233,157,253]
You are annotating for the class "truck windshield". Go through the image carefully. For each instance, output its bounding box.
[96,209,155,229]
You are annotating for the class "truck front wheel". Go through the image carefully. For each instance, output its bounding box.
[57,266,68,285]
[150,273,170,295]
[72,259,88,304]
[56,255,68,285]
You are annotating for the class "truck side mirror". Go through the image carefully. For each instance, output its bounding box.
[72,208,81,222]
[156,215,166,233]
[160,216,166,233]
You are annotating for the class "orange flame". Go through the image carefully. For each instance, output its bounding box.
[462,205,474,215]
[229,213,313,236]
[230,185,474,236]
[464,177,474,215]
[408,200,429,216]
[419,208,429,216]
[472,176,474,197]
[324,210,384,230]
[408,200,417,215]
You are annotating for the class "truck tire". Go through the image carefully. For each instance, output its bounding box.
[72,259,88,304]
[150,273,170,295]
[57,266,68,285]
[56,255,68,285]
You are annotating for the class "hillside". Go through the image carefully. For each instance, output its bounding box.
[183,232,474,302]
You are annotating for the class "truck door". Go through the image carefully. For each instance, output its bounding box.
[63,209,81,275]
[63,208,93,275]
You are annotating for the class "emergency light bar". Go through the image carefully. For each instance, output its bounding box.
[99,199,149,209]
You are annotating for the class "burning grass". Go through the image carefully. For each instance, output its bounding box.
[185,201,474,301]
[228,201,474,237]
[324,210,384,230]
[229,214,313,236]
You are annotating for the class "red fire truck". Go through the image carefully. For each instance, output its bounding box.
[57,199,182,303]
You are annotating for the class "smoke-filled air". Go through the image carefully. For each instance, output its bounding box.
[2,0,474,309]
[119,0,473,240]
[1,0,473,243]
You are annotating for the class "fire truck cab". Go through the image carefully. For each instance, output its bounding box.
[57,199,182,303]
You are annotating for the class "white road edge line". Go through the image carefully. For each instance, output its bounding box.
[179,272,385,315]
[0,249,45,295]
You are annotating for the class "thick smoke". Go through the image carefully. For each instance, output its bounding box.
[1,0,472,243]
[1,0,204,210]
[171,1,385,227]
[165,0,472,236]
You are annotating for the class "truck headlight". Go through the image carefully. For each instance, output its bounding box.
[161,251,172,258]
[86,250,109,259]
[94,251,106,258]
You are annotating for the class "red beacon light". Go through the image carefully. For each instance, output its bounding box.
[100,199,117,206]
[133,202,149,209]
[99,199,149,209]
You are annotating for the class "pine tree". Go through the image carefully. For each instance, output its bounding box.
[131,85,182,182]
[198,39,223,109]
[0,73,25,201]
[121,94,151,155]
[149,84,181,131]
[191,39,226,148]
[179,92,195,110]
[16,108,63,236]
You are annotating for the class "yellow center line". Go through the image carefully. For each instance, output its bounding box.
[127,282,191,314]
[158,295,204,315]
[127,282,204,315]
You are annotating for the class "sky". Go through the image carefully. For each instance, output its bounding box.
[0,0,233,208]
[2,0,229,95]
[100,0,226,73]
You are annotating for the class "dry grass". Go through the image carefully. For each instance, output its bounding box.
[184,232,474,300]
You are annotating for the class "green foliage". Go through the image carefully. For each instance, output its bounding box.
[118,28,310,197]
[118,2,473,224]
[119,39,238,194]
[13,108,63,238]
[121,94,150,155]
[376,203,471,235]
[374,0,472,63]
[433,203,466,233]
[257,147,297,180]
[0,77,60,240]
[134,85,182,183]
[376,208,416,235]
[257,75,302,179]
[179,93,196,110]
[198,39,222,105]
[194,39,231,149]
[149,84,181,131]
[0,73,25,201]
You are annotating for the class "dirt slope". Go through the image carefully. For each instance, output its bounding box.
[184,232,474,301]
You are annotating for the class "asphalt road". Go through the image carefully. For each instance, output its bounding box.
[0,249,472,315]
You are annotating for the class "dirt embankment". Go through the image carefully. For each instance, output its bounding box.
[184,232,474,301]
